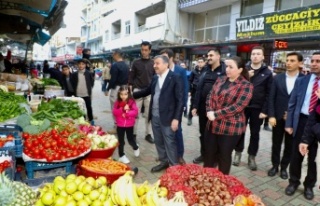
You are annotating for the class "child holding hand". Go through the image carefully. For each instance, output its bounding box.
[112,85,139,163]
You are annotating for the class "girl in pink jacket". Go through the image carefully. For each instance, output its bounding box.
[112,85,139,164]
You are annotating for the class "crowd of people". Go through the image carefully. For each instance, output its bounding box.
[101,42,320,201]
[2,41,319,201]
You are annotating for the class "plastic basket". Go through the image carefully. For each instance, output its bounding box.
[77,158,130,184]
[86,143,119,159]
[25,161,72,179]
[0,148,16,180]
[0,125,23,157]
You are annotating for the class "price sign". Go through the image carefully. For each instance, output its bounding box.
[274,40,288,49]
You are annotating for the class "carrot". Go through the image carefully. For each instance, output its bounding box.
[81,159,128,174]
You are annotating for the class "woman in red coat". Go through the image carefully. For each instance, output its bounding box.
[204,56,253,174]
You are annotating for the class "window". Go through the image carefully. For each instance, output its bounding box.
[276,0,318,10]
[125,21,131,35]
[241,0,263,17]
[193,6,231,43]
[104,30,109,42]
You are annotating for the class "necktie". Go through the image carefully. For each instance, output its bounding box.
[309,77,320,113]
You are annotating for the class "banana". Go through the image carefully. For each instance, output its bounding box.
[145,189,156,206]
[116,175,130,206]
[110,181,117,204]
[125,178,142,206]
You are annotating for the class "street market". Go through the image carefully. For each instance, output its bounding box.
[1,0,320,206]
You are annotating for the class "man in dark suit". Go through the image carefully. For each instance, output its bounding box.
[159,49,188,165]
[133,55,184,172]
[284,51,320,200]
[267,52,304,179]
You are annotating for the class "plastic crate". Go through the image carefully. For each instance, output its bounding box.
[0,148,16,180]
[25,161,72,179]
[0,124,23,157]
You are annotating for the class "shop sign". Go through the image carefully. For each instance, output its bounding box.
[236,4,320,39]
[273,40,288,49]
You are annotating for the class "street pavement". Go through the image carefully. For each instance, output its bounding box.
[92,80,320,206]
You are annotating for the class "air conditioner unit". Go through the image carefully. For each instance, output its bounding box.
[180,38,191,44]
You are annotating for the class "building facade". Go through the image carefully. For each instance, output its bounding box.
[50,0,320,69]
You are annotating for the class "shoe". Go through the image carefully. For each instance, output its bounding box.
[267,166,278,177]
[179,157,186,165]
[134,148,140,157]
[232,152,242,166]
[118,155,130,164]
[264,126,272,131]
[145,134,155,144]
[280,169,288,179]
[193,156,204,164]
[90,120,95,125]
[285,184,298,196]
[187,119,192,126]
[304,187,314,200]
[248,155,257,171]
[151,163,169,173]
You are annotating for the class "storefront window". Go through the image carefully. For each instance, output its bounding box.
[218,26,230,41]
[194,13,205,29]
[193,6,230,43]
[276,0,318,10]
[195,30,204,42]
[241,0,263,17]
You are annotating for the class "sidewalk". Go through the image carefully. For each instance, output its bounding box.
[92,81,320,206]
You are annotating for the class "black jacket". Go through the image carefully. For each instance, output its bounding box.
[61,75,75,97]
[192,62,226,110]
[268,72,304,120]
[301,100,320,145]
[133,71,184,126]
[107,61,129,91]
[189,66,206,92]
[247,65,273,114]
[70,70,94,96]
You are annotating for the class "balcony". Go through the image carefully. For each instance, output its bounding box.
[111,33,120,40]
[179,0,237,13]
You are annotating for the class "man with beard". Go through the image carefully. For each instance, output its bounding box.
[129,41,155,144]
[232,46,273,171]
[192,49,226,164]
[284,52,320,200]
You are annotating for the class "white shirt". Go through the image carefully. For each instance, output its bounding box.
[301,74,320,115]
[285,72,299,95]
[158,69,169,89]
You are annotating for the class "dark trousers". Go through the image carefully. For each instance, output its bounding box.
[116,126,138,157]
[271,118,292,169]
[102,79,109,92]
[198,103,207,157]
[289,114,318,188]
[203,128,241,174]
[81,96,93,121]
[235,108,263,156]
[188,87,196,120]
[176,123,184,158]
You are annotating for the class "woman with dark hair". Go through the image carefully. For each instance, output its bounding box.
[204,56,253,174]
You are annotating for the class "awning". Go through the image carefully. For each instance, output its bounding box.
[0,0,68,46]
